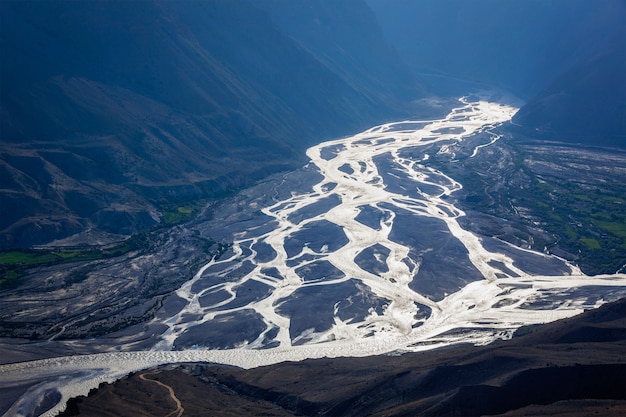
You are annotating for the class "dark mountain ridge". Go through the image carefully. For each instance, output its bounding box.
[367,0,625,99]
[367,0,626,148]
[259,0,422,105]
[512,34,626,148]
[0,0,421,248]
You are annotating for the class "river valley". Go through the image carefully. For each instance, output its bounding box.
[2,92,626,417]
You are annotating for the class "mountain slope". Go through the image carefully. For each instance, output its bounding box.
[0,0,418,248]
[367,0,626,148]
[259,0,423,105]
[367,0,626,99]
[512,36,626,148]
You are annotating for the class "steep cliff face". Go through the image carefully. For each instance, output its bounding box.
[0,0,420,248]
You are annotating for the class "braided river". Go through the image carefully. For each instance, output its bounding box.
[3,94,626,417]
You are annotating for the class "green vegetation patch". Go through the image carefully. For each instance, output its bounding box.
[449,140,626,275]
[528,181,626,273]
[593,219,626,238]
[160,200,208,226]
[0,251,59,265]
[535,181,552,192]
[0,233,149,289]
[581,237,601,249]
[521,173,626,274]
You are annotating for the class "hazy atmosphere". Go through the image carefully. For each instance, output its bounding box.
[1,1,625,416]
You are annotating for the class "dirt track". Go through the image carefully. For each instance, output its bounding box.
[139,371,184,417]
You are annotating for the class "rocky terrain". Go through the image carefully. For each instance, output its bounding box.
[435,134,626,275]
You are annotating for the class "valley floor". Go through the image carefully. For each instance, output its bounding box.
[1,93,625,417]
[59,298,626,417]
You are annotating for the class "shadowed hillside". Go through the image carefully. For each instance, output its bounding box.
[368,0,626,148]
[367,0,625,99]
[0,0,421,248]
[512,36,626,148]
